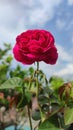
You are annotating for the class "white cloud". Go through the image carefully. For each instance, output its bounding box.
[57,44,72,62]
[0,24,27,46]
[0,0,62,26]
[54,63,73,76]
[27,0,62,25]
[68,0,73,5]
[56,19,66,30]
[53,44,73,78]
[0,0,62,44]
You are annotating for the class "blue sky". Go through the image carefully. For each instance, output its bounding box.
[0,0,73,79]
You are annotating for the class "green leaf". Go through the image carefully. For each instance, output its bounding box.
[0,98,9,106]
[49,76,64,90]
[64,107,73,125]
[29,67,34,75]
[17,94,27,108]
[70,84,73,98]
[58,115,70,130]
[49,103,62,117]
[5,55,13,63]
[38,115,61,130]
[38,95,49,105]
[40,109,46,122]
[17,91,32,108]
[25,91,32,103]
[0,77,23,89]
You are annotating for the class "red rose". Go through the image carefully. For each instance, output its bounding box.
[13,29,58,65]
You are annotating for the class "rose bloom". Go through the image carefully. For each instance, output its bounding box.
[13,29,58,65]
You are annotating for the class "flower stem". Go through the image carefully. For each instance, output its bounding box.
[27,105,33,130]
[36,62,39,98]
[36,62,46,123]
[37,62,39,71]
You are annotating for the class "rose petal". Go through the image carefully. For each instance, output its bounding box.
[13,44,35,64]
[43,47,58,64]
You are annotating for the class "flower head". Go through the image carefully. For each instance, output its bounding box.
[13,29,58,65]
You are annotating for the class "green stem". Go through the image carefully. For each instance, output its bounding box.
[27,105,33,130]
[37,62,39,71]
[36,62,39,98]
[36,62,46,123]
